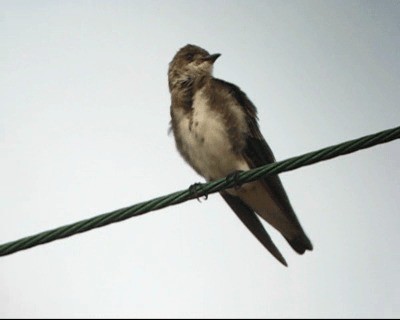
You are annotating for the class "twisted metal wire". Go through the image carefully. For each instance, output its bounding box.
[0,125,399,257]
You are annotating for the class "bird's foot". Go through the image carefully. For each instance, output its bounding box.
[189,182,208,202]
[225,170,245,190]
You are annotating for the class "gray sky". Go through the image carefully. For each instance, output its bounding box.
[1,1,399,318]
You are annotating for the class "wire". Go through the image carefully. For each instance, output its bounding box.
[0,125,399,257]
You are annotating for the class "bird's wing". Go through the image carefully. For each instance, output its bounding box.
[214,79,312,254]
[217,78,303,228]
[220,191,287,266]
[243,135,304,229]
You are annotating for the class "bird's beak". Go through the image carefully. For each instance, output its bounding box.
[203,53,221,63]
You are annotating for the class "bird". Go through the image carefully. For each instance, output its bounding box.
[168,44,312,266]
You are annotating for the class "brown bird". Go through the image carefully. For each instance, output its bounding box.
[168,44,312,266]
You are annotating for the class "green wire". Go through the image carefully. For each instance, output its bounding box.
[0,126,399,257]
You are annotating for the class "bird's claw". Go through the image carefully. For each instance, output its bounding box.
[226,170,245,190]
[189,182,208,202]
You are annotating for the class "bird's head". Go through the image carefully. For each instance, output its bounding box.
[168,44,220,91]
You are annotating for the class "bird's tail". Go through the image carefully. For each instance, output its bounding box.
[221,192,288,266]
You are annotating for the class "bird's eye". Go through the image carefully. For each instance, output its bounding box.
[186,53,194,60]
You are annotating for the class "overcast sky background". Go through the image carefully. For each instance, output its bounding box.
[1,1,399,318]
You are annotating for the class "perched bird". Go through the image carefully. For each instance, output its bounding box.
[168,44,312,266]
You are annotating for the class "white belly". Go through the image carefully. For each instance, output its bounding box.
[176,90,249,181]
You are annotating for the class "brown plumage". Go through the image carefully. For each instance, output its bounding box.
[168,44,313,266]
